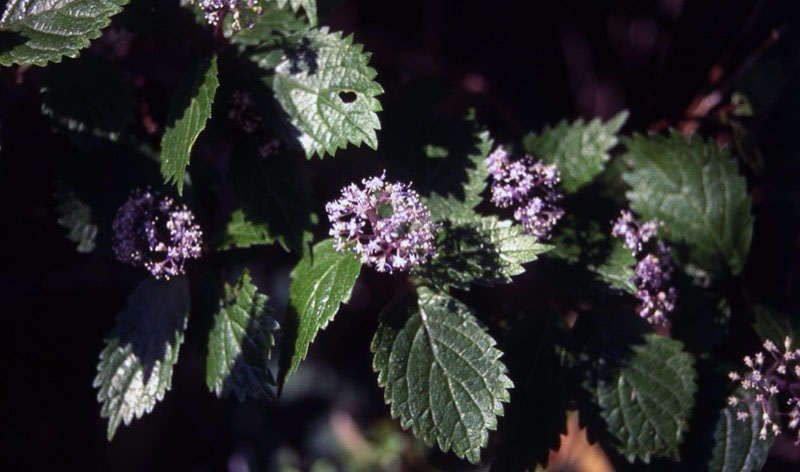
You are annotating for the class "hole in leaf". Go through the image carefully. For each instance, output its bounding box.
[338,91,357,103]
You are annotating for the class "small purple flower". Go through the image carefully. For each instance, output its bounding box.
[729,337,800,442]
[112,189,203,280]
[486,146,564,240]
[326,172,436,273]
[611,210,660,255]
[194,0,260,29]
[611,210,677,325]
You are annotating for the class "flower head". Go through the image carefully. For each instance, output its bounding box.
[326,173,436,273]
[486,147,564,240]
[611,210,677,325]
[112,189,203,280]
[730,336,800,442]
[194,0,261,30]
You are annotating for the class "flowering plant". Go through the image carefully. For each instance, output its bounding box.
[1,0,796,471]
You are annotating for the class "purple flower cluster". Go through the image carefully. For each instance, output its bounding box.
[112,189,203,280]
[729,336,800,442]
[486,147,564,240]
[326,173,436,273]
[611,210,677,325]
[612,210,659,255]
[194,0,260,30]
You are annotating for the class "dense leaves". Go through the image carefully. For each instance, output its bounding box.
[94,278,190,439]
[523,111,628,192]
[622,130,753,277]
[160,54,219,195]
[281,239,361,384]
[372,288,513,464]
[206,269,279,401]
[0,0,130,66]
[414,216,550,291]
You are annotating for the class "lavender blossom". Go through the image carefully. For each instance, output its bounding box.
[611,210,677,325]
[729,336,800,442]
[611,210,660,255]
[326,173,436,273]
[112,189,203,280]
[193,0,261,30]
[486,147,564,240]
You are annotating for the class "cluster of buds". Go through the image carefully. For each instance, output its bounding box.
[611,210,676,325]
[112,189,203,280]
[486,147,564,240]
[326,173,436,273]
[729,336,800,442]
[193,0,261,30]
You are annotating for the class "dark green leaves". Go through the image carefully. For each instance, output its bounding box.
[622,131,753,276]
[160,54,219,195]
[414,216,550,291]
[281,239,361,384]
[41,57,134,148]
[219,209,280,250]
[269,28,384,158]
[423,129,493,220]
[372,288,512,464]
[0,0,130,66]
[54,185,98,253]
[523,111,628,193]
[206,270,280,401]
[228,145,314,254]
[708,389,772,472]
[591,334,697,462]
[94,278,190,440]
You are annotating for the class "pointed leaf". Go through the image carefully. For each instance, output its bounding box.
[423,129,493,219]
[160,54,219,195]
[275,0,317,25]
[591,333,697,462]
[414,216,550,291]
[372,288,513,464]
[219,209,279,250]
[591,240,637,294]
[206,269,280,401]
[523,111,628,193]
[266,27,383,158]
[708,388,772,472]
[0,0,130,66]
[281,239,360,383]
[94,277,190,440]
[54,185,97,253]
[622,130,753,276]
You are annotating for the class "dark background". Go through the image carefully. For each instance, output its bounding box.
[1,0,800,470]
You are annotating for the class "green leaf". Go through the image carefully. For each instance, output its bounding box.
[94,277,190,440]
[371,288,512,464]
[708,388,772,472]
[228,144,314,254]
[275,0,317,25]
[414,216,550,291]
[752,305,800,346]
[227,4,308,45]
[281,239,360,384]
[591,240,637,294]
[0,0,129,66]
[54,185,97,253]
[160,54,219,195]
[591,333,697,462]
[206,269,280,401]
[423,129,493,220]
[219,209,279,250]
[41,57,134,148]
[622,130,753,276]
[267,27,383,158]
[523,111,628,193]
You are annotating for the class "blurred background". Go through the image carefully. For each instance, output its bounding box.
[1,0,799,470]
